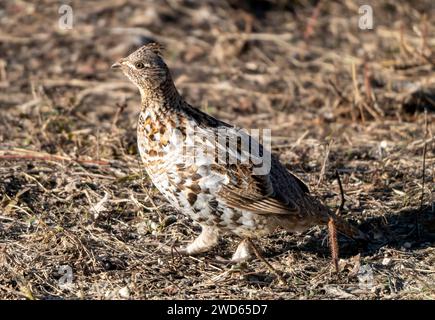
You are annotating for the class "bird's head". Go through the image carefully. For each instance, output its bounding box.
[112,42,170,96]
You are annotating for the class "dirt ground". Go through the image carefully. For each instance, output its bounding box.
[0,0,434,300]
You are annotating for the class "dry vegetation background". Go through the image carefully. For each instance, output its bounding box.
[0,0,434,300]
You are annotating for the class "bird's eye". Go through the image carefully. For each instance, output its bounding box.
[134,62,145,69]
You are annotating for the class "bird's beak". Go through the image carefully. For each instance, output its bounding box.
[111,59,125,69]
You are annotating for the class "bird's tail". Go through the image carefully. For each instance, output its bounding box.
[327,213,368,241]
[308,194,368,241]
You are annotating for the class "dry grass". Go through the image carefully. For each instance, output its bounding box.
[0,0,434,300]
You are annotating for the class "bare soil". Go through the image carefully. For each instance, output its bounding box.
[0,0,434,299]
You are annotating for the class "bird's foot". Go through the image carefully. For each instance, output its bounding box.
[158,243,205,258]
[231,239,254,263]
[211,239,255,265]
[167,225,220,257]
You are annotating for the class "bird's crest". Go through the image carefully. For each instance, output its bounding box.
[137,42,165,57]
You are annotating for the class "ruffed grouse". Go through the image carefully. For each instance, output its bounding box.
[112,43,366,261]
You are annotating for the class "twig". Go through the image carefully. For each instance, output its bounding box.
[177,81,289,100]
[351,61,365,124]
[246,238,286,286]
[363,61,372,103]
[72,83,135,109]
[328,79,349,102]
[417,108,429,238]
[111,101,128,133]
[110,27,211,48]
[335,170,345,213]
[304,0,323,41]
[327,170,346,274]
[216,32,294,51]
[328,216,339,274]
[0,150,110,166]
[317,139,333,187]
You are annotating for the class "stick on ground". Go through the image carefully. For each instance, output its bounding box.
[417,108,429,239]
[246,238,287,286]
[327,170,346,273]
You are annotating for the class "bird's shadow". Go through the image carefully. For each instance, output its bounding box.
[275,205,435,259]
[307,207,435,258]
[202,208,433,287]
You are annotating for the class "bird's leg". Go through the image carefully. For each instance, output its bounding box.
[180,225,220,256]
[231,238,254,262]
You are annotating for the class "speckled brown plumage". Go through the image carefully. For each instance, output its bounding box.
[112,43,366,261]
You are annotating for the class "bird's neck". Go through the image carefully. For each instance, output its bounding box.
[140,79,184,116]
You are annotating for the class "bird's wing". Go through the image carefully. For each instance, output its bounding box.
[196,126,306,216]
[216,164,301,215]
